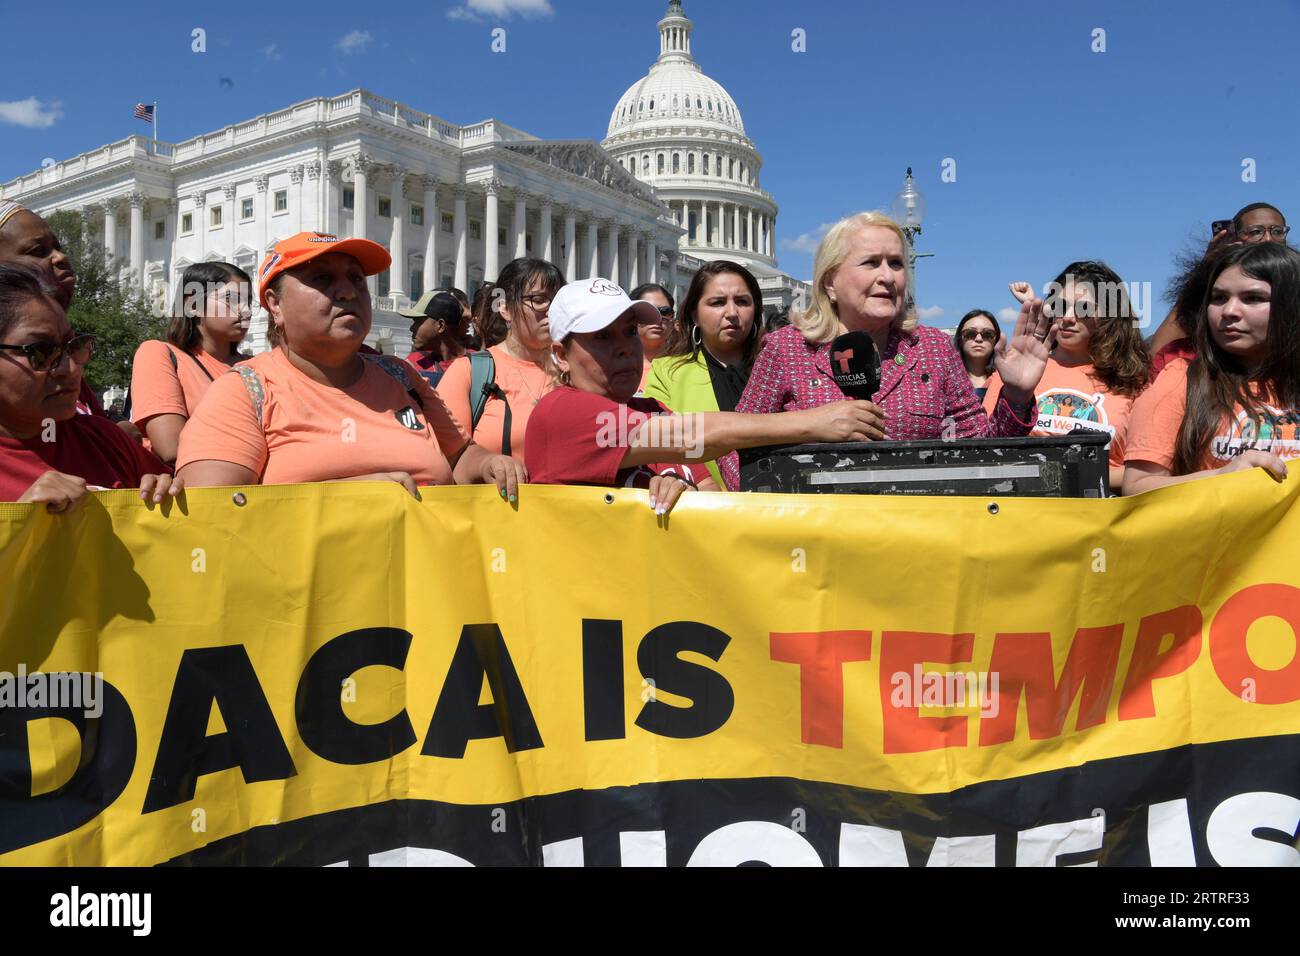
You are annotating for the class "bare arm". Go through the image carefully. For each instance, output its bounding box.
[1122,452,1288,496]
[176,460,259,488]
[141,413,187,465]
[620,402,885,469]
[1147,307,1185,353]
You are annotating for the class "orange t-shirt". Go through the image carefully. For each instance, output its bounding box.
[1125,357,1300,471]
[984,359,1136,468]
[436,345,551,459]
[175,348,470,485]
[130,340,237,423]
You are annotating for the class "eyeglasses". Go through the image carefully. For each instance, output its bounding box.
[0,333,96,372]
[655,306,675,317]
[961,329,997,342]
[522,294,553,311]
[1239,225,1290,241]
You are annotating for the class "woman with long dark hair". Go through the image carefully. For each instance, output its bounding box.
[436,258,564,461]
[1123,242,1300,493]
[994,261,1151,488]
[642,261,764,485]
[953,309,1001,401]
[129,261,250,463]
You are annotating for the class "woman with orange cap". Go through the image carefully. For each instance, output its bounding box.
[176,232,526,500]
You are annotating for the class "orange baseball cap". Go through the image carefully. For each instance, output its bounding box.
[258,232,391,309]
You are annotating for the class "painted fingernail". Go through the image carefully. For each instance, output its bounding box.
[509,494,517,503]
[500,488,506,497]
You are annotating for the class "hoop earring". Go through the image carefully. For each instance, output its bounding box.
[691,325,702,350]
[558,369,571,386]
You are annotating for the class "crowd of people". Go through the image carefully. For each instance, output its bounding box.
[0,195,1295,516]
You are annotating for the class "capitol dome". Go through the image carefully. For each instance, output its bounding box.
[602,1,780,271]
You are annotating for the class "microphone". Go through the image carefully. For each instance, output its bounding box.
[829,331,881,400]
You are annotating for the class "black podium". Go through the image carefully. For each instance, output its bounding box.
[737,433,1110,498]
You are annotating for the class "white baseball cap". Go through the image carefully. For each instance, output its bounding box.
[547,278,662,342]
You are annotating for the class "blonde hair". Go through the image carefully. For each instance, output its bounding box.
[794,211,917,345]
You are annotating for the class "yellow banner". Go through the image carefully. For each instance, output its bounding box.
[1,475,1297,866]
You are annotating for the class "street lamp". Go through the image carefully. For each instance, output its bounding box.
[890,167,928,265]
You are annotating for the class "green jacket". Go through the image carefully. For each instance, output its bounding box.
[642,352,725,487]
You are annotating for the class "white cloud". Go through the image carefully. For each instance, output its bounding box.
[917,305,945,323]
[335,30,373,55]
[0,97,63,129]
[998,307,1019,322]
[261,44,280,61]
[779,222,834,255]
[448,0,554,21]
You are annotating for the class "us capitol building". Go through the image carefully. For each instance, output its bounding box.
[1,1,808,354]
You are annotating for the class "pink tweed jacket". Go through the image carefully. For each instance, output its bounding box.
[719,323,1033,488]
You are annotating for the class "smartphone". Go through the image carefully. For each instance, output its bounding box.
[1211,219,1233,237]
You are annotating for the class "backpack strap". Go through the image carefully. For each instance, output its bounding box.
[125,341,182,421]
[468,350,496,430]
[234,365,266,426]
[360,352,424,408]
[467,349,511,456]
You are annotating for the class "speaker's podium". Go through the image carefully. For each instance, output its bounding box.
[738,433,1110,498]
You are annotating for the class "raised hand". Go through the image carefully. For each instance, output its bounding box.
[994,297,1053,403]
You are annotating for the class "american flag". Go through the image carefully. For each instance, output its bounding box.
[133,102,154,122]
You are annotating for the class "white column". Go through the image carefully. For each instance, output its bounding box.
[103,200,118,266]
[388,167,406,296]
[586,218,600,278]
[606,221,620,286]
[539,201,554,263]
[647,236,658,283]
[222,184,236,259]
[484,180,501,282]
[453,188,468,291]
[290,165,304,234]
[668,251,678,301]
[627,231,639,289]
[695,202,705,246]
[747,208,755,252]
[128,192,145,288]
[422,176,439,293]
[509,193,524,260]
[563,208,577,281]
[191,194,205,261]
[713,202,721,247]
[768,215,775,257]
[732,204,740,251]
[308,158,323,231]
[352,154,371,241]
[325,161,340,235]
[255,175,269,256]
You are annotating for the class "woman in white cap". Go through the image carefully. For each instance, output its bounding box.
[525,278,886,514]
[176,232,526,500]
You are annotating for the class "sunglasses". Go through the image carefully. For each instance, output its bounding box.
[655,306,675,317]
[961,329,997,342]
[0,333,96,372]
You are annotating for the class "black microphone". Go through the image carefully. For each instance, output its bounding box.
[829,331,881,400]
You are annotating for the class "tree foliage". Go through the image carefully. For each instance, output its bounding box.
[45,209,166,392]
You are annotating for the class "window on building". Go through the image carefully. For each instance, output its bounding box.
[210,205,223,229]
[181,213,193,235]
[441,212,454,233]
[241,198,254,221]
[377,269,390,298]
[497,227,507,247]
[154,220,165,240]
[687,154,695,174]
[703,154,710,176]
[470,220,481,240]
[409,267,423,300]
[525,235,532,253]
[696,97,702,109]
[274,190,288,213]
[411,204,423,226]
[440,268,453,288]
[378,197,391,218]
[657,154,665,175]
[672,153,680,174]
[643,154,650,173]
[629,156,637,175]
[649,99,655,110]
[343,187,355,210]
[729,157,735,179]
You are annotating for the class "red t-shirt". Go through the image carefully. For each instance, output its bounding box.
[0,413,167,501]
[404,351,455,373]
[525,387,709,488]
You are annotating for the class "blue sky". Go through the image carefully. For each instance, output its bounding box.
[3,0,1298,331]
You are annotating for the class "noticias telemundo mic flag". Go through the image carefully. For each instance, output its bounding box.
[0,476,1297,867]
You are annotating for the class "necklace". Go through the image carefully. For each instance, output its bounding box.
[501,344,546,406]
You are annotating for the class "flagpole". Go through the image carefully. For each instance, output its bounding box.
[153,100,158,148]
